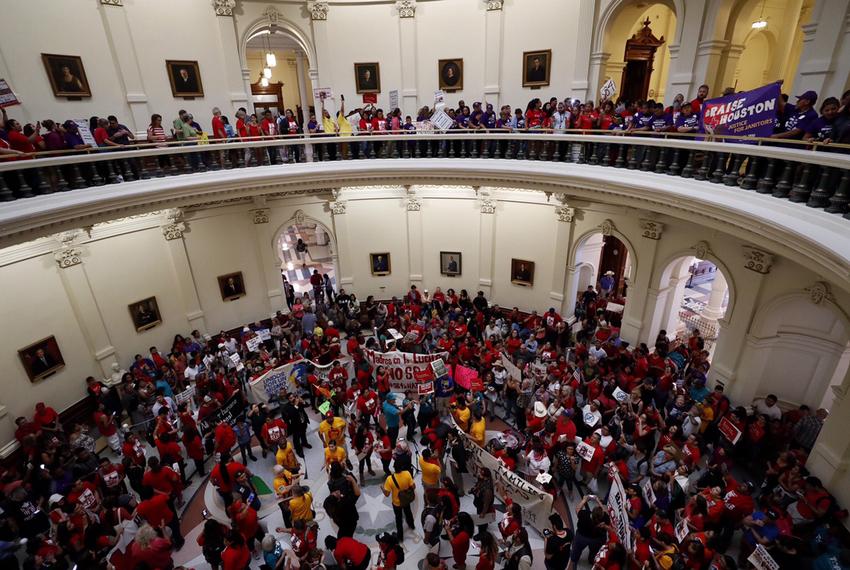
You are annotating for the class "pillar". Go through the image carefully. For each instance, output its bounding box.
[396,1,419,111]
[483,1,504,106]
[551,204,576,312]
[477,192,496,298]
[716,43,745,95]
[309,2,332,87]
[620,219,664,346]
[665,0,708,99]
[587,52,611,102]
[97,0,149,134]
[213,0,250,111]
[691,40,730,97]
[701,271,728,322]
[248,205,283,314]
[161,213,207,334]
[329,199,353,292]
[294,50,314,161]
[564,266,579,319]
[791,0,849,97]
[52,232,119,378]
[406,192,423,286]
[808,366,850,517]
[571,0,598,101]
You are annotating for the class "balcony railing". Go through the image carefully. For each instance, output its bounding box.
[1,130,848,218]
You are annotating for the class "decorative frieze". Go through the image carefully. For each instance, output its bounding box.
[213,0,236,16]
[330,201,347,215]
[806,282,832,305]
[293,209,306,225]
[599,219,616,236]
[54,247,84,268]
[742,246,774,274]
[264,5,282,22]
[639,218,664,240]
[161,223,186,240]
[251,208,270,225]
[100,0,123,6]
[692,241,711,260]
[308,1,329,20]
[555,206,575,223]
[396,0,416,17]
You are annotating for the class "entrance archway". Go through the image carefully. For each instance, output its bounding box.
[566,230,635,326]
[273,216,337,297]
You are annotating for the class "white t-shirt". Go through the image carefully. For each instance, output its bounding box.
[754,400,782,421]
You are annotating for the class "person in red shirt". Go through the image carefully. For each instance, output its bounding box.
[262,417,287,449]
[690,84,710,112]
[136,492,184,548]
[142,456,183,502]
[376,532,403,569]
[447,512,474,568]
[221,529,251,570]
[33,402,58,429]
[210,453,247,507]
[330,535,371,569]
[228,498,264,556]
[215,420,237,455]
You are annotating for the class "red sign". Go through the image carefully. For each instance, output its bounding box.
[414,368,434,383]
[418,381,434,395]
[718,416,742,444]
[455,365,483,391]
[362,93,377,104]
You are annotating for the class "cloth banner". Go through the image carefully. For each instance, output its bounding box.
[501,353,522,382]
[454,421,554,534]
[248,357,355,403]
[199,394,245,436]
[363,349,448,394]
[607,471,631,547]
[0,79,20,108]
[600,78,616,100]
[700,82,780,138]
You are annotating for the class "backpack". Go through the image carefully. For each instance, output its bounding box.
[392,544,405,564]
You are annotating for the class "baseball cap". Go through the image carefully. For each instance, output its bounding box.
[797,90,818,104]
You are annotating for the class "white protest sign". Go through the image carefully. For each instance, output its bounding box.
[387,328,404,341]
[72,119,97,147]
[431,358,448,378]
[576,440,596,462]
[675,517,690,543]
[747,545,780,570]
[0,79,20,107]
[501,353,522,382]
[606,471,631,546]
[246,336,262,353]
[313,87,333,101]
[430,109,454,132]
[434,89,445,105]
[229,353,241,367]
[258,328,272,341]
[389,89,399,110]
[363,349,449,394]
[415,120,434,133]
[613,387,629,402]
[600,78,617,100]
[641,478,656,506]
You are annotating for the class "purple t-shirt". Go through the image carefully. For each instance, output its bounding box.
[650,113,672,132]
[782,107,817,138]
[675,113,700,131]
[805,116,834,141]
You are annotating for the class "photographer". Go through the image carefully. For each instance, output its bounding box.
[568,494,610,569]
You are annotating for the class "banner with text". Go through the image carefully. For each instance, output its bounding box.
[700,82,780,139]
[607,471,631,547]
[248,357,355,403]
[199,394,245,436]
[363,349,449,395]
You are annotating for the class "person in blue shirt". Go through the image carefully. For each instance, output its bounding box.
[675,104,700,133]
[629,101,653,132]
[805,97,840,143]
[155,376,174,398]
[773,90,818,140]
[740,508,780,560]
[650,103,673,133]
[382,394,402,447]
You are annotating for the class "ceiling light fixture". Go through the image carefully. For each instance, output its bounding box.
[263,66,272,79]
[265,33,277,67]
[752,0,768,29]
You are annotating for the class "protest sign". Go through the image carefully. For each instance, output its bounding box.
[613,387,629,402]
[501,353,522,382]
[363,349,449,394]
[434,89,445,105]
[600,78,616,101]
[718,416,742,444]
[312,87,333,101]
[0,79,20,108]
[248,357,355,403]
[389,89,399,110]
[257,328,271,341]
[747,545,780,570]
[174,385,195,407]
[246,336,262,353]
[229,353,241,367]
[453,419,553,534]
[362,93,377,104]
[454,365,481,391]
[700,82,780,138]
[576,440,596,462]
[72,119,97,147]
[199,394,245,436]
[430,109,454,132]
[607,471,631,546]
[641,478,656,506]
[431,358,448,379]
[675,517,690,543]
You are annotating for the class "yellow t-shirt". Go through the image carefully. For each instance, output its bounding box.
[273,470,293,496]
[383,470,415,507]
[419,457,442,487]
[337,112,352,136]
[325,446,347,466]
[319,417,347,447]
[470,417,486,448]
[322,116,338,134]
[453,406,471,432]
[290,492,314,521]
[699,406,714,433]
[276,443,299,470]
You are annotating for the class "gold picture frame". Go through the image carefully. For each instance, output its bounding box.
[354,62,381,94]
[166,60,204,98]
[41,53,91,98]
[522,49,552,88]
[370,253,391,276]
[218,271,246,301]
[511,258,535,286]
[438,58,464,92]
[18,335,65,382]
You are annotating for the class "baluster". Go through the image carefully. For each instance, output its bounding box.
[368,141,377,159]
[600,144,612,167]
[0,174,13,201]
[298,146,307,162]
[626,145,639,169]
[123,159,139,180]
[756,158,777,193]
[459,140,468,158]
[431,140,439,158]
[549,140,560,162]
[90,163,105,185]
[335,142,343,161]
[470,139,480,158]
[504,139,514,159]
[826,171,850,214]
[694,152,712,181]
[723,154,745,186]
[235,149,246,168]
[639,146,652,171]
[262,149,272,166]
[710,152,726,183]
[740,156,759,190]
[772,162,796,198]
[70,164,86,188]
[402,139,411,159]
[391,140,400,159]
[654,148,668,173]
[15,171,35,198]
[666,148,681,175]
[33,169,52,195]
[577,142,586,164]
[54,168,69,192]
[138,159,151,179]
[382,139,391,159]
[788,163,814,202]
[588,142,600,165]
[614,144,627,168]
[152,159,165,178]
[342,142,351,161]
[526,140,536,160]
[413,140,422,158]
[680,150,696,178]
[448,140,456,158]
[516,140,526,160]
[807,167,834,208]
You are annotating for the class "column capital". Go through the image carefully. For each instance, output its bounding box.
[100,0,123,6]
[396,0,416,18]
[480,197,496,214]
[213,0,236,16]
[330,201,347,215]
[307,1,329,20]
[484,0,503,10]
[742,245,774,274]
[590,51,611,64]
[54,246,85,268]
[251,208,270,225]
[639,218,664,240]
[555,205,575,223]
[406,197,421,211]
[162,223,186,240]
[805,281,834,306]
[264,5,282,22]
[692,240,712,260]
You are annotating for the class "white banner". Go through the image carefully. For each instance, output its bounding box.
[363,349,448,394]
[748,545,779,570]
[248,357,355,403]
[313,87,333,101]
[600,78,617,100]
[607,471,631,547]
[500,353,522,382]
[430,109,454,132]
[454,420,554,535]
[389,89,399,110]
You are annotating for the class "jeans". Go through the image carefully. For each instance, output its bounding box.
[393,503,415,539]
[569,531,603,564]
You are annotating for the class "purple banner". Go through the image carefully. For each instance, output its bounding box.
[700,82,780,139]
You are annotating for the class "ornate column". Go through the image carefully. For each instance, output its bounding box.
[329,195,353,291]
[405,188,423,286]
[477,190,497,297]
[691,40,729,97]
[571,0,598,101]
[792,0,847,96]
[294,50,314,161]
[808,360,850,512]
[97,0,149,134]
[248,201,283,313]
[619,218,662,346]
[52,230,120,378]
[587,52,611,102]
[160,211,207,333]
[396,1,419,111]
[550,199,576,314]
[482,0,504,105]
[213,0,250,111]
[308,2,333,89]
[717,43,746,94]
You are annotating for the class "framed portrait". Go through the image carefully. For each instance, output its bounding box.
[218,271,246,301]
[41,53,91,98]
[370,253,391,276]
[438,58,463,92]
[166,60,204,98]
[129,296,162,332]
[18,336,65,382]
[522,49,552,88]
[440,251,462,276]
[354,62,381,94]
[511,259,535,286]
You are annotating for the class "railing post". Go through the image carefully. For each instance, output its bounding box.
[772,162,796,198]
[15,171,35,198]
[34,168,52,195]
[667,148,681,175]
[576,141,586,164]
[539,140,549,161]
[827,171,850,214]
[90,164,105,186]
[710,152,726,183]
[756,158,777,193]
[368,141,377,159]
[588,142,599,165]
[152,159,165,178]
[69,165,86,188]
[807,167,834,209]
[0,174,13,201]
[694,152,712,181]
[680,150,695,178]
[740,156,759,190]
[614,144,627,168]
[626,145,639,169]
[54,168,69,192]
[723,154,745,186]
[788,163,814,202]
[654,147,668,173]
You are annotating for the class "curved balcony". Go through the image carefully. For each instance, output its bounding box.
[1,132,849,286]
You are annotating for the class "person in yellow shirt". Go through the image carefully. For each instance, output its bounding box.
[318,412,347,448]
[324,440,348,472]
[698,403,714,434]
[276,439,300,472]
[382,467,416,540]
[452,398,472,432]
[284,485,313,523]
[469,409,486,448]
[272,464,300,527]
[418,449,442,491]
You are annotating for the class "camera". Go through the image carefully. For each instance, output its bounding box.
[543,529,552,537]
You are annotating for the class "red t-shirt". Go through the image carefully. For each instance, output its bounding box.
[222,544,251,570]
[93,411,117,436]
[334,537,370,565]
[137,493,174,525]
[212,116,226,139]
[8,130,37,154]
[94,127,110,147]
[143,466,181,496]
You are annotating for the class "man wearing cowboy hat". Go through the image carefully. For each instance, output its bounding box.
[600,270,616,298]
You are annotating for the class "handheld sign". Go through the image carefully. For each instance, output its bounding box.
[675,518,690,543]
[313,87,333,100]
[431,358,448,379]
[576,440,596,462]
[641,478,656,506]
[0,79,20,108]
[600,78,616,100]
[431,109,454,132]
[747,545,780,570]
[434,89,445,105]
[613,387,629,402]
[718,416,742,444]
[389,89,399,110]
[246,336,263,353]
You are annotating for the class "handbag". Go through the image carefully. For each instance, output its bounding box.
[391,474,415,507]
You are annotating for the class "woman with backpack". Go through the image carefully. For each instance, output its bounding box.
[197,518,228,570]
[375,532,405,569]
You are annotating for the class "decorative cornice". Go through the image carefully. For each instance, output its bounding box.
[484,0,503,10]
[639,218,664,240]
[692,240,712,260]
[100,0,123,5]
[251,208,270,224]
[396,0,416,18]
[805,281,832,305]
[213,0,236,16]
[307,1,329,20]
[555,205,575,223]
[330,201,347,215]
[599,219,616,236]
[406,197,421,211]
[742,245,774,274]
[161,223,186,240]
[480,198,496,214]
[54,246,84,268]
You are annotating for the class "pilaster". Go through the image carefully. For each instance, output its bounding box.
[309,2,333,89]
[792,0,847,97]
[396,1,419,111]
[808,364,850,514]
[571,0,598,101]
[330,198,354,290]
[248,203,282,313]
[477,192,496,297]
[405,190,423,285]
[482,0,504,105]
[550,203,575,311]
[214,0,250,110]
[160,211,207,333]
[588,52,611,102]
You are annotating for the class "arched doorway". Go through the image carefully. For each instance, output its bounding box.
[648,255,731,358]
[274,218,337,296]
[566,231,634,325]
[245,31,313,120]
[600,1,679,102]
